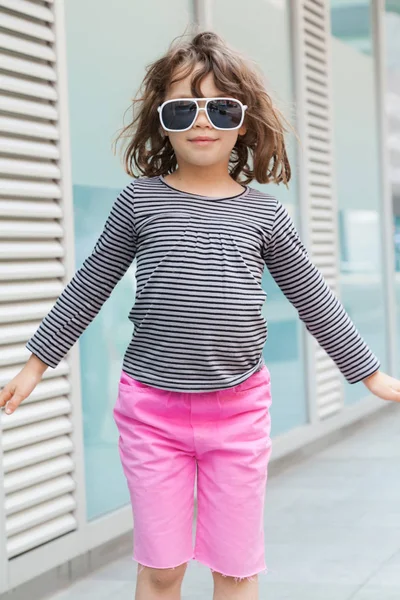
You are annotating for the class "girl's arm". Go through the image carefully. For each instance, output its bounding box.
[263,200,400,403]
[26,183,137,369]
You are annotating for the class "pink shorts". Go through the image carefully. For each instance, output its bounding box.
[113,365,272,581]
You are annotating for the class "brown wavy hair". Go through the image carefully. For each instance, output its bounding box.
[114,29,293,186]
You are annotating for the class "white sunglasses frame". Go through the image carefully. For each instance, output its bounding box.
[157,97,248,132]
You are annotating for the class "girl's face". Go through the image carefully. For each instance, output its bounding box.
[161,67,247,169]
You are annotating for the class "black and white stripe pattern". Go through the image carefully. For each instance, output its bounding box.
[26,175,380,391]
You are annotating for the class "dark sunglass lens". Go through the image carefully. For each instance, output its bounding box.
[207,100,243,129]
[161,100,197,130]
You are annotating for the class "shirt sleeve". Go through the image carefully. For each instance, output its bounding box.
[262,199,380,384]
[26,183,137,369]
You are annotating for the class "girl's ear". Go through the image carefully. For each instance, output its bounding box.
[238,124,247,136]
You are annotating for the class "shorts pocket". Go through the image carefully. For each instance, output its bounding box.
[119,370,152,392]
[233,366,271,393]
[114,372,147,420]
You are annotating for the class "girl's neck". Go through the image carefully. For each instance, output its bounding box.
[164,167,245,197]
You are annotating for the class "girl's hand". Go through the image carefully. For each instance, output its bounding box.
[0,354,48,415]
[363,370,400,402]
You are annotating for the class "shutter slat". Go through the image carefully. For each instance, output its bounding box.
[317,379,342,398]
[0,344,40,367]
[7,514,76,559]
[0,198,62,219]
[0,0,54,23]
[306,90,329,109]
[305,54,327,75]
[0,279,63,301]
[304,29,326,53]
[0,220,63,238]
[0,158,60,179]
[311,206,332,220]
[306,103,329,120]
[0,241,63,259]
[309,253,335,267]
[304,19,326,42]
[2,415,72,453]
[311,232,335,244]
[309,184,332,197]
[3,436,73,474]
[305,43,326,63]
[306,72,328,94]
[312,243,335,256]
[4,455,74,494]
[6,495,76,537]
[0,299,58,322]
[0,116,59,140]
[305,1,324,18]
[0,32,56,61]
[0,179,61,198]
[309,173,332,187]
[0,54,57,81]
[2,397,71,435]
[0,94,58,120]
[311,213,334,226]
[0,74,58,101]
[0,344,30,366]
[0,260,65,281]
[304,9,325,30]
[318,394,342,418]
[5,475,75,516]
[316,368,341,384]
[0,138,59,160]
[0,321,44,345]
[308,116,329,133]
[310,162,332,175]
[0,12,55,42]
[311,196,333,209]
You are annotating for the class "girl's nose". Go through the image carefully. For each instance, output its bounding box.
[193,106,212,128]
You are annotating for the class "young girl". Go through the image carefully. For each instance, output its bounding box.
[1,30,400,600]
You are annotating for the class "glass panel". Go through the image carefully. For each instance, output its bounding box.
[331,0,373,54]
[331,0,388,405]
[214,0,308,435]
[385,2,400,377]
[65,0,195,521]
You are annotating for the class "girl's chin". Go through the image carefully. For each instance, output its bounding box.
[184,159,224,168]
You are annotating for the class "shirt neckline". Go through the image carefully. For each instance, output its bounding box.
[158,175,250,201]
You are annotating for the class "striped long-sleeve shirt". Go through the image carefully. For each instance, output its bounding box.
[26,175,380,392]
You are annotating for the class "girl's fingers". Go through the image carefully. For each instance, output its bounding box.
[382,386,400,402]
[386,377,400,401]
[3,392,25,414]
[0,387,13,408]
[366,373,400,402]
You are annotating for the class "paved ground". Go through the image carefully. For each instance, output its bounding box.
[48,403,400,599]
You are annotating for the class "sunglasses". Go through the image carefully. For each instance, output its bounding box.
[157,97,248,132]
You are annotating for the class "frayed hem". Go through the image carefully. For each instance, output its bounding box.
[132,555,268,582]
[132,555,194,576]
[200,559,269,583]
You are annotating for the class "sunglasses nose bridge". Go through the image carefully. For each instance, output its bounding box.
[193,104,212,127]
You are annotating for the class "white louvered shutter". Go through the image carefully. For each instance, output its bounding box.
[297,0,343,419]
[0,0,77,558]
